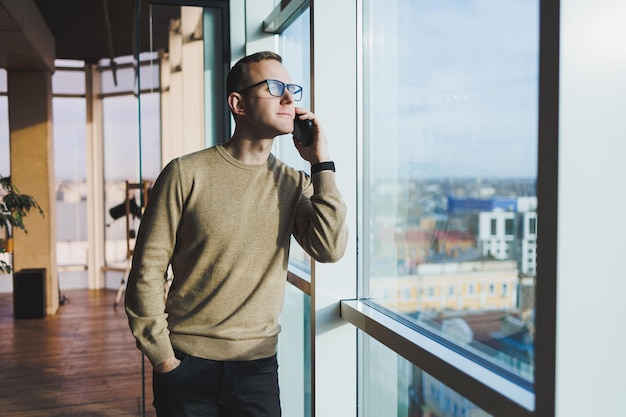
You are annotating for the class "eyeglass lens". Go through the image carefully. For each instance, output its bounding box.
[267,80,302,101]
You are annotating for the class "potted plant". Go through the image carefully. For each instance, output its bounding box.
[0,175,44,274]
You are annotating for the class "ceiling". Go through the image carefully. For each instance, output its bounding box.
[0,0,180,70]
[33,0,179,63]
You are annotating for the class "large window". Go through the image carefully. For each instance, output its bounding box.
[362,0,539,411]
[52,64,88,289]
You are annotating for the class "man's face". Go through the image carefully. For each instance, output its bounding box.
[240,59,296,138]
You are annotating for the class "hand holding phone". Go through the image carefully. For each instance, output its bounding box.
[293,116,314,146]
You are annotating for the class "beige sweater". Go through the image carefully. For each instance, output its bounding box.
[125,145,348,366]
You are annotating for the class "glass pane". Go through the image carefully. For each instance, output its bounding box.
[0,69,6,92]
[103,96,141,266]
[103,92,161,274]
[0,69,6,177]
[361,332,493,417]
[138,57,161,93]
[53,97,88,286]
[52,68,86,95]
[100,60,159,96]
[277,282,311,417]
[55,59,85,69]
[99,54,153,68]
[138,92,162,180]
[101,66,136,95]
[0,96,8,175]
[279,8,312,274]
[364,0,538,383]
[0,95,9,274]
[276,8,313,395]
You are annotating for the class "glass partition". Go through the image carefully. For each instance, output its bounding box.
[277,7,312,274]
[363,0,539,385]
[103,94,142,267]
[102,60,161,277]
[275,6,313,416]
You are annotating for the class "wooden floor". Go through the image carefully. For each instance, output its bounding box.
[0,289,156,417]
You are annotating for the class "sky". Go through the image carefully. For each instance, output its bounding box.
[367,0,540,180]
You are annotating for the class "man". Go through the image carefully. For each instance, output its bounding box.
[125,50,348,417]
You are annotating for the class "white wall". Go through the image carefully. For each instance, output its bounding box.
[555,0,626,415]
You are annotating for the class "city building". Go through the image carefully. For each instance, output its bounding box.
[370,260,520,313]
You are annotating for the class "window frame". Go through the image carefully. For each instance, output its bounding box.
[339,0,554,415]
[341,299,535,415]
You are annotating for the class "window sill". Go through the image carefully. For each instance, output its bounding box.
[340,299,535,416]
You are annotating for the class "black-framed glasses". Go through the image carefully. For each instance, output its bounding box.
[238,79,303,101]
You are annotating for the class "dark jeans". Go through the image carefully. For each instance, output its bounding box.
[152,351,281,417]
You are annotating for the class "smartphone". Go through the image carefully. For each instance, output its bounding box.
[293,116,314,146]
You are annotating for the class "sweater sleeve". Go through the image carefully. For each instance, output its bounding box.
[292,169,348,263]
[125,159,183,366]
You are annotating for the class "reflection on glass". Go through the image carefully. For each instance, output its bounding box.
[103,95,141,265]
[103,96,160,266]
[279,8,312,274]
[361,332,493,417]
[365,0,538,382]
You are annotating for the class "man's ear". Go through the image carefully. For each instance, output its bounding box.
[228,92,246,117]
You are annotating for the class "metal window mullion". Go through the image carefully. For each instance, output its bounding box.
[263,0,310,34]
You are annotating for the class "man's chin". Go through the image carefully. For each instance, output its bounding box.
[276,126,294,137]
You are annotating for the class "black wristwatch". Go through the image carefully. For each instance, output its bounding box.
[311,161,335,174]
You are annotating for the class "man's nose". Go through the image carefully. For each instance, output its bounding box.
[280,90,295,103]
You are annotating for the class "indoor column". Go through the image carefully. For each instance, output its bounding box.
[8,69,58,315]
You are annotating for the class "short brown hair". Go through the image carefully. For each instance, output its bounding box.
[226,51,283,95]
